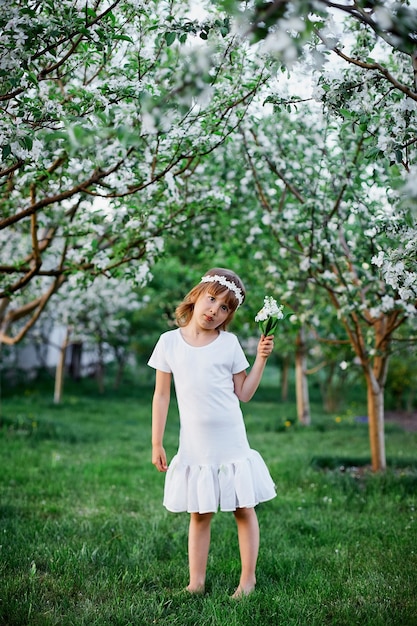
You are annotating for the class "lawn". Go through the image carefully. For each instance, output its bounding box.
[0,369,416,625]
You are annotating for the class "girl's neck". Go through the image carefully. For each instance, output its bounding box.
[180,324,220,347]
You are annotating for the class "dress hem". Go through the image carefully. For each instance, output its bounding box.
[162,449,276,515]
[164,499,272,514]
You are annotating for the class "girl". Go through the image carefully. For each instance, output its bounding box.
[148,268,276,598]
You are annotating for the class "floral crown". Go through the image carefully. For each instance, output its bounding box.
[200,274,244,307]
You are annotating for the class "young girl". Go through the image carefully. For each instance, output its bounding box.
[148,268,276,598]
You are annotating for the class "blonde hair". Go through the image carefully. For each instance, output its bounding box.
[175,268,246,331]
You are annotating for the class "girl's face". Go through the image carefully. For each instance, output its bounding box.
[193,290,231,330]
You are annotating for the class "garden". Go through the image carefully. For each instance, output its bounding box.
[1,369,416,625]
[1,1,417,623]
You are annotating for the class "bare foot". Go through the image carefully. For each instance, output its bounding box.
[185,585,205,595]
[231,584,255,599]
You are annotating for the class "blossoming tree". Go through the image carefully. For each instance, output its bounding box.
[222,0,417,320]
[223,0,417,61]
[195,0,416,470]
[51,275,146,399]
[235,69,415,471]
[0,0,268,345]
[2,0,416,471]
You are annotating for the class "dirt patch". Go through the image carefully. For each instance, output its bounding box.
[385,411,417,432]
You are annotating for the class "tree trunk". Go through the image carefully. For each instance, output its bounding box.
[322,363,339,413]
[0,342,4,418]
[69,342,83,380]
[114,358,125,390]
[281,354,289,402]
[96,339,105,394]
[112,345,127,390]
[54,327,71,404]
[365,370,386,471]
[295,326,311,425]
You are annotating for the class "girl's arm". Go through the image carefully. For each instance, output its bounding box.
[151,369,172,472]
[233,335,274,403]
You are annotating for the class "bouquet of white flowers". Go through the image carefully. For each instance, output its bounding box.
[255,295,284,336]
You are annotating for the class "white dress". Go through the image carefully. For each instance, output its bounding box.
[148,328,276,514]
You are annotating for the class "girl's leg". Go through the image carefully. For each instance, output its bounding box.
[232,507,259,597]
[187,512,213,593]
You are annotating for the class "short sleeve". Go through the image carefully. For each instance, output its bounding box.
[148,334,172,373]
[231,336,250,374]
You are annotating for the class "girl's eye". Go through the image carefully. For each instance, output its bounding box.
[221,305,228,312]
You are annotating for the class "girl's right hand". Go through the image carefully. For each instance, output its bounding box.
[152,445,168,472]
[257,334,274,359]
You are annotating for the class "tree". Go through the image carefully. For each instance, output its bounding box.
[192,0,416,470]
[0,0,269,344]
[233,67,415,469]
[222,0,417,59]
[219,0,417,277]
[49,275,146,397]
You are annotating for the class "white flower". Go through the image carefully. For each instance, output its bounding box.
[404,167,417,198]
[369,306,381,318]
[371,251,384,268]
[255,308,269,322]
[255,295,284,336]
[381,295,395,311]
[255,295,284,322]
[399,287,413,301]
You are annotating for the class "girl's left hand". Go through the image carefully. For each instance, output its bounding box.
[258,334,274,359]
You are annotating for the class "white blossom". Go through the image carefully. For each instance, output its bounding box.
[380,295,395,311]
[398,287,414,301]
[404,167,417,198]
[371,251,385,268]
[255,295,284,336]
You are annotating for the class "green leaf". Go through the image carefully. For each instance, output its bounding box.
[259,317,279,336]
[114,34,134,43]
[2,144,11,159]
[27,72,38,86]
[164,32,176,46]
[44,131,68,143]
[339,109,353,119]
[365,147,382,160]
[21,136,33,151]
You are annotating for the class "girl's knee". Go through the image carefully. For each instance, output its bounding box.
[190,512,213,524]
[233,507,257,521]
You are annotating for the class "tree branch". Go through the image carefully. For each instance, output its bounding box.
[331,46,417,102]
[0,275,66,345]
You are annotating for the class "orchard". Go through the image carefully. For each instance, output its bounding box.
[1,0,417,471]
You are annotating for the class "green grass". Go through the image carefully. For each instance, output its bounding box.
[0,373,416,625]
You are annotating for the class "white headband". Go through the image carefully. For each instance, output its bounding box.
[200,274,244,307]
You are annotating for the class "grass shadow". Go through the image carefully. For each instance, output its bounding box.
[0,413,88,444]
